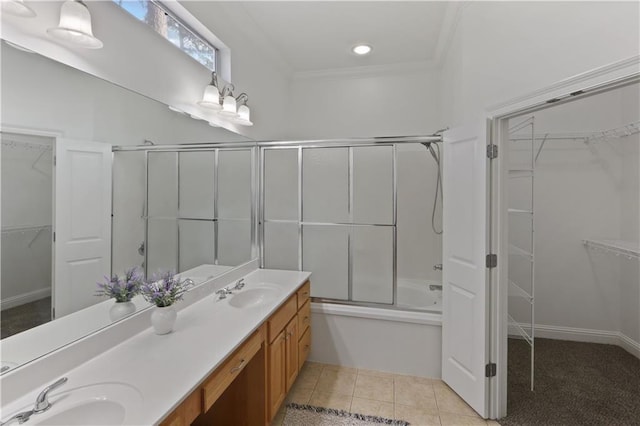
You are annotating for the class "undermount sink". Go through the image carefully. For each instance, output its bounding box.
[5,382,142,426]
[228,283,282,309]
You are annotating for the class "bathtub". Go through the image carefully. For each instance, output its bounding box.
[397,278,442,312]
[308,280,443,378]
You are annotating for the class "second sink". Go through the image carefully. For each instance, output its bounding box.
[228,283,282,309]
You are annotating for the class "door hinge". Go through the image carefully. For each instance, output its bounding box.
[486,144,498,159]
[486,254,497,268]
[53,156,56,166]
[485,363,497,378]
[53,232,56,242]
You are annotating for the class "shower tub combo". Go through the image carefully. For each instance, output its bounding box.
[261,137,444,378]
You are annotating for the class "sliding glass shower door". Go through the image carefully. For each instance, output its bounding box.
[262,144,395,306]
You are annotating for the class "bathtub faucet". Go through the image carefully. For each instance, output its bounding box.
[429,284,443,291]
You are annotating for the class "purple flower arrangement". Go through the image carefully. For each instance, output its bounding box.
[139,270,193,308]
[96,267,143,303]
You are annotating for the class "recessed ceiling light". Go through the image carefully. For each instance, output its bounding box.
[352,44,372,55]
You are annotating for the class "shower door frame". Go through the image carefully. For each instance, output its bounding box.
[259,136,441,312]
[487,56,640,419]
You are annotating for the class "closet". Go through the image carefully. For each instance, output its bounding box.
[505,82,639,422]
[0,132,54,339]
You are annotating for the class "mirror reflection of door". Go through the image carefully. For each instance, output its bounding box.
[53,139,112,319]
[1,132,54,338]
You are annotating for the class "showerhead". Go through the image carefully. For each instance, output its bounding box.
[421,141,438,159]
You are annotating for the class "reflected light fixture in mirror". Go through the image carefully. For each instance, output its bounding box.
[1,0,37,17]
[47,0,103,49]
[197,71,223,110]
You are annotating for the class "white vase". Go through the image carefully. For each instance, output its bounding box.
[150,305,177,335]
[109,300,136,322]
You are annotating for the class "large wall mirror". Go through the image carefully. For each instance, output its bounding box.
[0,41,257,374]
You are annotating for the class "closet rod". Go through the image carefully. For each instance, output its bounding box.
[1,224,52,233]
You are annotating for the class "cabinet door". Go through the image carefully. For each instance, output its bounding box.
[268,330,287,420]
[285,317,299,391]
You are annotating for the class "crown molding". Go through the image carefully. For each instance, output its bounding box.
[434,2,467,67]
[292,60,436,81]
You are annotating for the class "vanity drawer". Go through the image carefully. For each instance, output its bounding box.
[298,328,311,367]
[203,328,263,411]
[268,295,297,343]
[297,281,311,309]
[298,299,311,336]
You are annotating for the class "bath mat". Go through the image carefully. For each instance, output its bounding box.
[283,403,410,426]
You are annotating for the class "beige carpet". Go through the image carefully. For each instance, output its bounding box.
[283,403,410,426]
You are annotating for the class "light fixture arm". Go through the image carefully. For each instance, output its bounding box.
[209,71,219,88]
[236,93,249,106]
[220,83,235,98]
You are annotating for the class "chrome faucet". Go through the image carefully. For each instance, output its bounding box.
[1,377,67,425]
[232,278,245,291]
[215,288,231,300]
[215,279,245,300]
[34,377,68,413]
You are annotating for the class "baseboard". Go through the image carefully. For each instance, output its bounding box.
[0,288,50,311]
[618,332,640,359]
[508,322,640,359]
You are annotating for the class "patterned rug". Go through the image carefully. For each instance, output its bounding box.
[283,403,409,426]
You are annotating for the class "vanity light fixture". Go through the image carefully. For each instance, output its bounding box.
[2,0,37,17]
[352,44,372,55]
[47,0,103,49]
[232,93,253,126]
[197,73,253,126]
[219,84,238,118]
[197,71,223,110]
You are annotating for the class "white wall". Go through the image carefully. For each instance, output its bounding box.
[180,1,292,140]
[288,66,440,139]
[1,1,290,140]
[439,1,640,126]
[1,43,247,145]
[508,84,639,354]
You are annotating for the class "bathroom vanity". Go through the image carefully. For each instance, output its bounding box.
[0,267,311,426]
[162,279,311,426]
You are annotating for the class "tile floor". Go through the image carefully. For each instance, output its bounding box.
[272,362,501,426]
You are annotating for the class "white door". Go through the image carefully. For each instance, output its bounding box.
[441,122,490,417]
[54,139,112,318]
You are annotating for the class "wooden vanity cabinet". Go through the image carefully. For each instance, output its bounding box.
[159,280,311,426]
[267,280,311,422]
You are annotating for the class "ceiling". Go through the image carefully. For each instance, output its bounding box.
[196,1,450,74]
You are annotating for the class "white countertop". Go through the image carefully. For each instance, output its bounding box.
[0,264,234,372]
[1,268,311,425]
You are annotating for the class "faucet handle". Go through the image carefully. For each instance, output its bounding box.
[234,278,245,290]
[215,289,228,300]
[33,377,67,413]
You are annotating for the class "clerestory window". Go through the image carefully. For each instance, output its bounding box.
[113,0,216,71]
